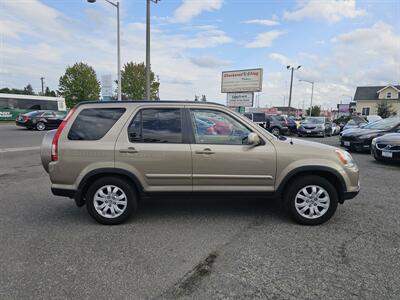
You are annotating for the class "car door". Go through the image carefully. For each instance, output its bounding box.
[188,108,276,192]
[115,107,192,192]
[42,111,56,127]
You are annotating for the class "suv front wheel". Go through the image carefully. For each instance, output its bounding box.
[86,176,138,225]
[285,175,338,225]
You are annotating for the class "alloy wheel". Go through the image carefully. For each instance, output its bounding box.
[93,185,128,219]
[294,185,330,219]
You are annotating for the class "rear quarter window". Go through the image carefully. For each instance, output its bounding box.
[68,108,125,140]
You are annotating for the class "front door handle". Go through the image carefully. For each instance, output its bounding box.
[119,147,138,154]
[195,148,215,155]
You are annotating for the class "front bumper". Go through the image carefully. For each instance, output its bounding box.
[371,145,400,161]
[341,138,372,151]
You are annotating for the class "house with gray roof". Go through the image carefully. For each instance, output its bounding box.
[354,85,400,116]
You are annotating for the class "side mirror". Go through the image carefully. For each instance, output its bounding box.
[360,123,366,128]
[248,132,261,146]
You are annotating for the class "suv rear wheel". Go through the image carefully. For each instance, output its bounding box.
[285,175,338,225]
[86,176,138,225]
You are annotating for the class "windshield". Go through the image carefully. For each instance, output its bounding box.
[364,118,400,130]
[302,117,324,124]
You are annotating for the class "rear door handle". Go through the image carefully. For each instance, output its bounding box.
[119,147,138,154]
[195,148,215,155]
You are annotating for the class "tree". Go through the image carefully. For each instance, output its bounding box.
[306,105,321,116]
[376,101,395,118]
[23,84,35,95]
[44,87,57,97]
[58,62,100,108]
[0,85,36,95]
[121,62,160,100]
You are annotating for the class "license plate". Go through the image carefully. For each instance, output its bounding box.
[344,141,350,146]
[382,151,392,158]
[307,130,311,133]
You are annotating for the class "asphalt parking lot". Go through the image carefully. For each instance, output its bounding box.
[1,124,399,299]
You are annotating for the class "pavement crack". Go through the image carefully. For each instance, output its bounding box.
[156,251,218,299]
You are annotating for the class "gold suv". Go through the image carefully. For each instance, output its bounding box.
[41,101,360,225]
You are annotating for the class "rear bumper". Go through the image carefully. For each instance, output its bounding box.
[298,128,325,136]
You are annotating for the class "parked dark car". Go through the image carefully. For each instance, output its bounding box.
[298,117,332,137]
[341,118,400,151]
[243,113,288,136]
[265,114,289,136]
[16,110,66,131]
[342,117,368,132]
[371,133,400,162]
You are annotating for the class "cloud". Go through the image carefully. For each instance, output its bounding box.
[263,21,400,109]
[284,0,366,23]
[174,0,223,23]
[189,56,231,68]
[246,31,285,48]
[242,19,279,26]
[269,53,291,65]
[0,0,232,101]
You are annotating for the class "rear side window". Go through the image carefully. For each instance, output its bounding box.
[68,108,125,140]
[128,108,182,143]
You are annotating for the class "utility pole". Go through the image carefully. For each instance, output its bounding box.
[286,65,301,116]
[40,77,45,95]
[146,0,160,100]
[87,0,121,101]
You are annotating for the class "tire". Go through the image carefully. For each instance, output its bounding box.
[271,127,281,136]
[36,122,46,131]
[284,175,338,225]
[86,176,138,225]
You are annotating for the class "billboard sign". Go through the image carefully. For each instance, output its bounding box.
[227,92,254,107]
[338,104,350,113]
[221,68,263,93]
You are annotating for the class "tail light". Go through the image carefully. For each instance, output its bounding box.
[22,115,29,122]
[51,108,76,161]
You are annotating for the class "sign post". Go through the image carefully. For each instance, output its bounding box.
[222,68,263,111]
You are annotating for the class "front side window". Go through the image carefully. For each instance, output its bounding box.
[68,108,126,140]
[190,109,251,145]
[128,108,182,143]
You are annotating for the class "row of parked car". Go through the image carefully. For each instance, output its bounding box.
[339,116,400,162]
[243,113,340,137]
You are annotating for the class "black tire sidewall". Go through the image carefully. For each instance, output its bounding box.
[285,176,338,225]
[86,177,137,225]
[36,122,45,131]
[271,127,280,136]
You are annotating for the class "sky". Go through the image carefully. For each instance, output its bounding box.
[0,0,399,109]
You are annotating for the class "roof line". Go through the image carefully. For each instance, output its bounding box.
[376,85,400,93]
[75,100,225,107]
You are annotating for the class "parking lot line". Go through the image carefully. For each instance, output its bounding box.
[0,146,40,153]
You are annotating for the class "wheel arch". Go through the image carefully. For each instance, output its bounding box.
[276,166,346,203]
[75,168,144,207]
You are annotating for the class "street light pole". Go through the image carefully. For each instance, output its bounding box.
[286,65,301,116]
[146,0,160,100]
[87,0,121,101]
[299,79,314,116]
[116,1,121,101]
